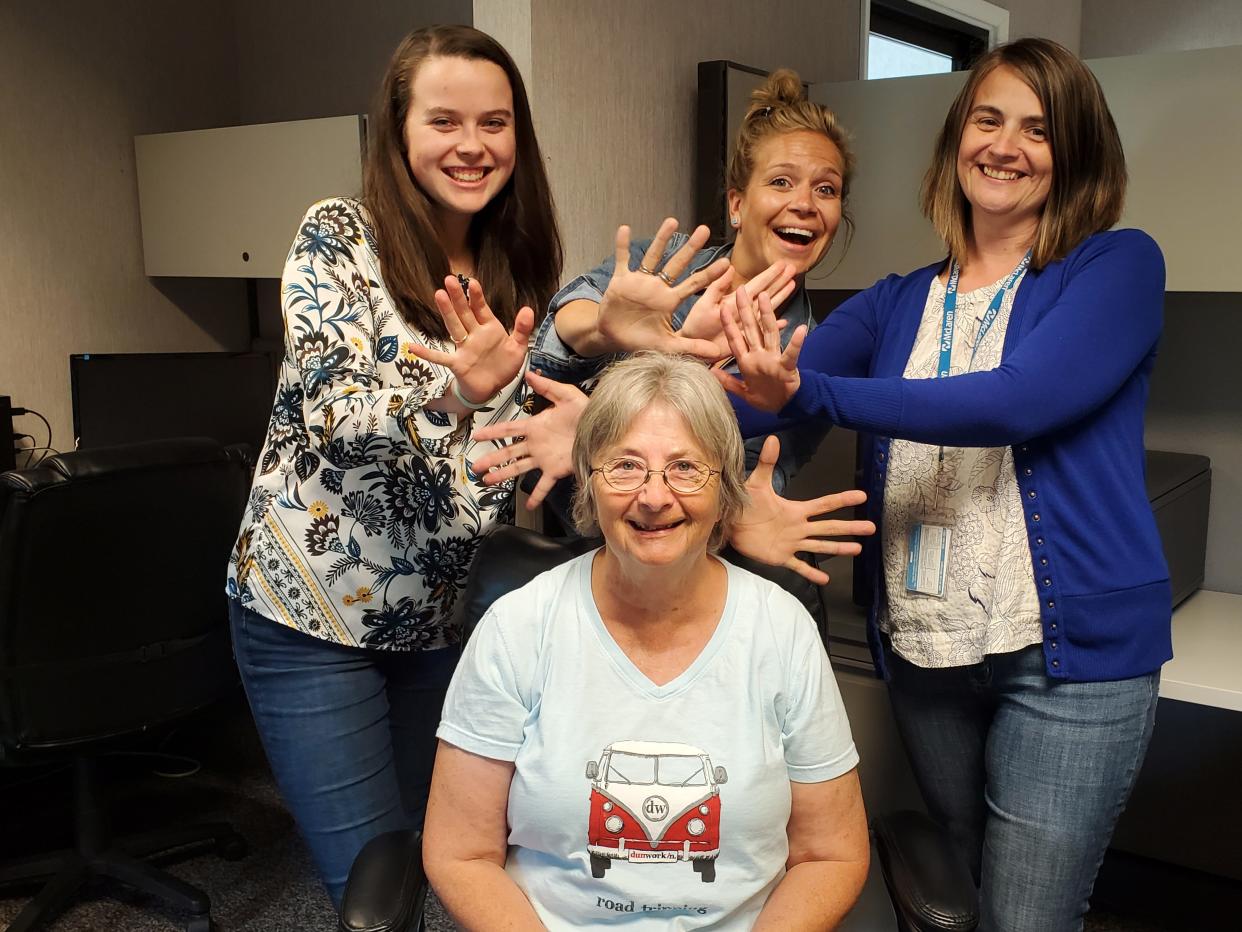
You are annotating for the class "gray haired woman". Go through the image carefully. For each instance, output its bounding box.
[424,353,869,930]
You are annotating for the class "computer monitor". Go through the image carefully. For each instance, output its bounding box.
[70,352,276,453]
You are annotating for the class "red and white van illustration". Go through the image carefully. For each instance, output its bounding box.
[585,740,727,883]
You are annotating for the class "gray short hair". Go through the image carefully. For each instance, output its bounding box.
[571,353,748,551]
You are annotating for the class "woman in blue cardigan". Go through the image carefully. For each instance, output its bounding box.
[721,38,1168,931]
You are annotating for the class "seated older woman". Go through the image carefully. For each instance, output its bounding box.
[423,352,868,930]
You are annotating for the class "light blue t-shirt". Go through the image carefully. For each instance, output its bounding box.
[437,551,859,930]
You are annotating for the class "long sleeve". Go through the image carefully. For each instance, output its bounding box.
[279,199,465,470]
[740,230,1164,448]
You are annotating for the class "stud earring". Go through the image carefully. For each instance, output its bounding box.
[730,215,739,227]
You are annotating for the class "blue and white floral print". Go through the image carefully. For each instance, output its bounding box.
[226,198,529,650]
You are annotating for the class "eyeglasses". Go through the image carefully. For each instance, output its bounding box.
[590,458,720,494]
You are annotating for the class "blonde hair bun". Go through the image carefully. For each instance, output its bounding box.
[746,68,807,118]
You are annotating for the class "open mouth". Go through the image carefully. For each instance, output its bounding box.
[443,166,491,183]
[773,226,817,247]
[979,165,1023,181]
[627,518,685,533]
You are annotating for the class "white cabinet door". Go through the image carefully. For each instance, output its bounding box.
[135,115,365,278]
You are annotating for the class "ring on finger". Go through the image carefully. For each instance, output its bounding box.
[656,271,675,287]
[638,264,658,276]
[451,336,466,345]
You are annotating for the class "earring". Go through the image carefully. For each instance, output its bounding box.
[730,215,739,227]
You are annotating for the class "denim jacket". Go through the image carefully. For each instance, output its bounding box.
[531,234,826,492]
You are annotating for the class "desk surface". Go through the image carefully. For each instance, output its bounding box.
[823,559,1242,711]
[1162,589,1242,711]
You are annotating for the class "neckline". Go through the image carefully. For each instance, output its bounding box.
[577,550,736,700]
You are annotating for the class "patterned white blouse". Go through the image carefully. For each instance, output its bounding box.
[879,271,1042,668]
[226,198,529,650]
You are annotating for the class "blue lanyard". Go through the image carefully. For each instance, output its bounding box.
[938,250,1031,378]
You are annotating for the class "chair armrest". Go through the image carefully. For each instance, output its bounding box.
[338,829,427,932]
[872,811,979,932]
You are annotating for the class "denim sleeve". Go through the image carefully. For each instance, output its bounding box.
[529,236,685,386]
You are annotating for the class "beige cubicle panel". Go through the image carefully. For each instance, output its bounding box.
[135,115,366,278]
[808,44,1242,292]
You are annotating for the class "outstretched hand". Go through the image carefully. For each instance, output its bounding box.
[713,286,804,413]
[679,260,797,356]
[594,219,731,360]
[409,276,534,405]
[729,436,876,585]
[470,370,589,509]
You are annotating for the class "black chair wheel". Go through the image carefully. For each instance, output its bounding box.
[217,832,248,861]
[185,916,213,932]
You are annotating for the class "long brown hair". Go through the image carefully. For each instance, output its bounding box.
[920,38,1127,269]
[726,68,857,261]
[363,24,562,337]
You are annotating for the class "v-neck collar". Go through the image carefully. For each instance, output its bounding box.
[576,550,737,700]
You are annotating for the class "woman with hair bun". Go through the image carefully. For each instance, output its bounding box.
[470,69,869,586]
[524,68,852,496]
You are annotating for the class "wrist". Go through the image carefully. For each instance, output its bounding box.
[452,379,493,410]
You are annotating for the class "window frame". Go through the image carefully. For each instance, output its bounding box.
[859,0,1010,79]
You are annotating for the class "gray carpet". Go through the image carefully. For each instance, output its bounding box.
[0,695,1176,931]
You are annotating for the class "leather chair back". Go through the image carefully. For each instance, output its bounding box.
[450,525,598,645]
[0,438,249,758]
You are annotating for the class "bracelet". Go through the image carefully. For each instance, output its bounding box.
[451,379,493,411]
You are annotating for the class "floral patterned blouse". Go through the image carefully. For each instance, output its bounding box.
[226,198,529,651]
[878,272,1042,668]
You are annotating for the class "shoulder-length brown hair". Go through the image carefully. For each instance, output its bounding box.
[363,24,562,338]
[920,38,1127,269]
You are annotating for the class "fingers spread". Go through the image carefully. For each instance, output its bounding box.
[673,334,730,363]
[781,325,807,370]
[410,345,453,368]
[681,256,732,299]
[613,225,632,268]
[526,370,587,406]
[471,419,531,443]
[783,556,830,586]
[642,218,678,271]
[758,434,781,466]
[525,471,560,510]
[711,368,746,397]
[662,223,711,282]
[433,289,470,345]
[443,276,477,332]
[512,306,535,343]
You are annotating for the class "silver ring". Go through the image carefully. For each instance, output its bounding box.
[451,336,466,345]
[638,264,658,275]
[656,271,675,287]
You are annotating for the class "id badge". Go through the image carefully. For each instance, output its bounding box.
[905,521,952,598]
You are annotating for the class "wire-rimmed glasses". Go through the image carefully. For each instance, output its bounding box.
[590,457,720,494]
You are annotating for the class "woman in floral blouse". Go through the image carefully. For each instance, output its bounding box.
[224,24,561,906]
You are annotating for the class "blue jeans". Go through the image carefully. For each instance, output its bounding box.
[229,600,459,908]
[884,641,1159,932]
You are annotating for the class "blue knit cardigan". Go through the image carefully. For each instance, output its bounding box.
[734,229,1173,681]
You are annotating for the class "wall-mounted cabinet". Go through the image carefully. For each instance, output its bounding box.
[135,115,366,278]
[807,45,1242,292]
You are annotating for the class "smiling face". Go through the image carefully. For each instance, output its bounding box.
[593,402,721,576]
[956,65,1053,236]
[727,130,845,281]
[402,55,516,224]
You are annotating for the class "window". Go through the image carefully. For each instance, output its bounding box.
[862,0,1009,79]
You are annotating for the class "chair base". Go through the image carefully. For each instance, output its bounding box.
[0,821,246,932]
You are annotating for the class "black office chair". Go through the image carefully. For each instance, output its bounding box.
[338,524,978,932]
[0,438,251,932]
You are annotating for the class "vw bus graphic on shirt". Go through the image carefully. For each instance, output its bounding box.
[585,740,727,882]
